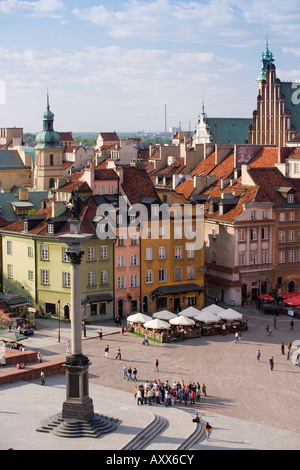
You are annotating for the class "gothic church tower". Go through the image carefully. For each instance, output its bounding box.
[33,94,63,190]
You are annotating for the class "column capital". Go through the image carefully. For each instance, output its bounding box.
[66,250,84,265]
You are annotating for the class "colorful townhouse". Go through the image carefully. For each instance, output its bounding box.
[0,185,115,322]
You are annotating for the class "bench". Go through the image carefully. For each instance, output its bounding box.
[2,349,38,365]
[0,358,65,385]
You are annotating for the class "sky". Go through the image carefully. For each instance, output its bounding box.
[0,0,300,133]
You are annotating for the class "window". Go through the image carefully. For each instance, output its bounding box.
[87,272,95,286]
[250,210,257,220]
[117,276,125,289]
[158,269,166,282]
[250,228,257,241]
[187,266,195,280]
[100,270,108,285]
[211,251,216,263]
[130,274,138,287]
[130,236,138,246]
[279,212,286,222]
[100,246,108,259]
[146,228,152,239]
[261,227,268,240]
[186,245,195,258]
[117,256,125,267]
[63,272,70,287]
[261,251,268,264]
[28,246,33,257]
[109,185,115,194]
[40,245,48,260]
[158,246,166,259]
[289,230,295,243]
[156,297,168,309]
[239,253,246,266]
[118,236,125,247]
[278,251,285,264]
[48,224,54,234]
[174,246,182,259]
[145,270,153,283]
[99,185,104,195]
[62,247,70,262]
[7,264,13,279]
[289,211,295,221]
[174,267,182,281]
[87,246,95,261]
[287,194,295,204]
[41,270,49,285]
[250,252,257,265]
[130,254,138,266]
[28,270,34,281]
[7,241,12,255]
[174,226,182,239]
[145,247,153,261]
[288,250,297,263]
[279,231,285,243]
[187,296,197,306]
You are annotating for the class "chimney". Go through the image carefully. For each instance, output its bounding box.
[19,188,29,201]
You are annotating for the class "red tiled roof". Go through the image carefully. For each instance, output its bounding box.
[121,167,160,205]
[94,169,119,180]
[248,147,279,167]
[59,132,73,141]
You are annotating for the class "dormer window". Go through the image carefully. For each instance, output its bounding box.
[23,220,28,232]
[287,193,294,204]
[48,223,54,234]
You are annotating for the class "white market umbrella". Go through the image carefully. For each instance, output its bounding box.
[218,308,243,321]
[144,318,171,330]
[292,347,300,365]
[127,312,152,324]
[153,310,177,320]
[194,311,222,323]
[169,315,195,326]
[180,306,200,318]
[202,304,225,314]
[291,340,300,349]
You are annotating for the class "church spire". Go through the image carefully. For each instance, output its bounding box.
[257,36,274,81]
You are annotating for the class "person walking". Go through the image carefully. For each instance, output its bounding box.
[115,347,121,360]
[201,383,207,396]
[143,333,149,345]
[127,366,132,380]
[281,342,285,355]
[290,319,294,331]
[205,422,212,440]
[104,345,109,359]
[234,331,239,343]
[256,350,261,362]
[40,370,45,385]
[132,367,137,381]
[98,329,103,340]
[154,359,159,372]
[273,316,277,329]
[66,341,71,354]
[123,364,127,379]
[269,356,274,371]
[137,388,143,405]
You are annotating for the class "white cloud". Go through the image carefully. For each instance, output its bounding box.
[0,0,64,17]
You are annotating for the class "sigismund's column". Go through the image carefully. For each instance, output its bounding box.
[59,218,94,421]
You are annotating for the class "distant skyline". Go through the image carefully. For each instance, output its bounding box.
[0,0,300,133]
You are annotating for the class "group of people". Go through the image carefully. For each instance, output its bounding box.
[132,379,207,407]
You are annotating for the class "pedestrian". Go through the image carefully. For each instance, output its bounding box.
[66,341,70,354]
[235,331,239,343]
[256,349,261,362]
[266,325,270,335]
[205,422,212,440]
[40,370,45,385]
[238,331,242,343]
[98,329,102,340]
[196,387,201,403]
[37,351,43,363]
[183,390,189,406]
[201,383,207,396]
[142,333,149,345]
[281,342,285,355]
[127,366,132,380]
[137,388,143,405]
[154,359,159,372]
[123,364,127,379]
[273,316,277,329]
[290,319,294,331]
[104,345,109,359]
[132,367,137,381]
[192,413,200,423]
[116,347,121,360]
[121,325,124,336]
[269,356,274,371]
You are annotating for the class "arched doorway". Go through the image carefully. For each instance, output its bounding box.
[64,304,70,320]
[142,296,148,313]
[117,299,123,318]
[288,280,297,293]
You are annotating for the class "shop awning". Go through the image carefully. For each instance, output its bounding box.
[86,294,114,303]
[151,283,203,297]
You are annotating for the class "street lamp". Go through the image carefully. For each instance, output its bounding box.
[57,299,60,343]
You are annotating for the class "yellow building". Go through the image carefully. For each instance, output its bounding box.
[140,201,204,314]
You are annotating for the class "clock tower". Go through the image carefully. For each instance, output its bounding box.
[34,94,63,190]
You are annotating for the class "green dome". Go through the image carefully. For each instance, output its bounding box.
[35,129,61,149]
[35,94,62,149]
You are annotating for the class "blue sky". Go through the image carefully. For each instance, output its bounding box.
[0,0,300,133]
